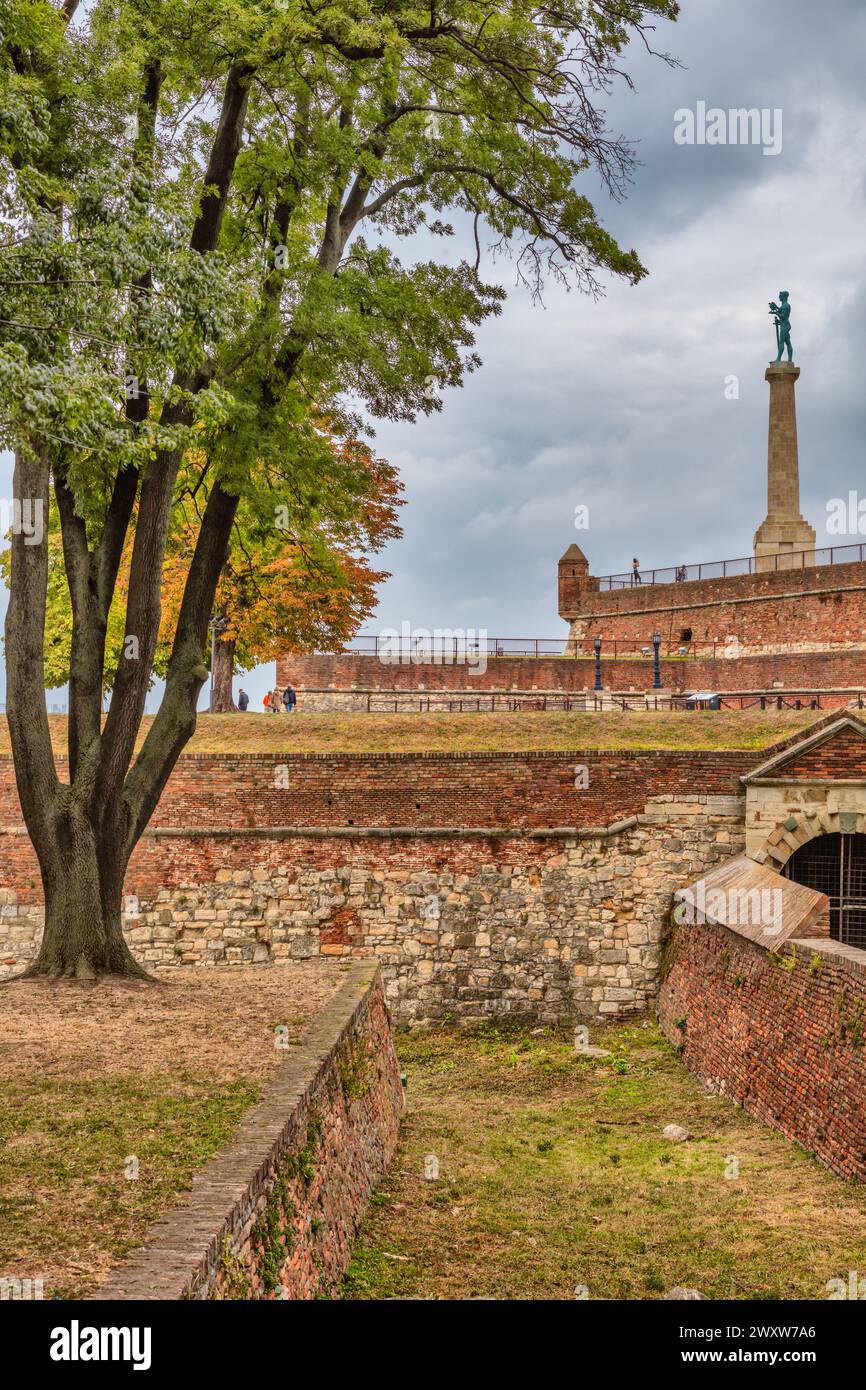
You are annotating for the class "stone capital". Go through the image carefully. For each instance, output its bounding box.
[765,363,800,382]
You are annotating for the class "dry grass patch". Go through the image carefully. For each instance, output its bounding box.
[342,1020,866,1301]
[0,710,821,758]
[0,962,346,1297]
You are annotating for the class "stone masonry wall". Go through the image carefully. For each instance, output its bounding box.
[96,962,403,1300]
[0,747,753,900]
[1,796,746,1025]
[658,922,866,1183]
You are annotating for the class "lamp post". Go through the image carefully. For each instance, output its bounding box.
[652,631,662,690]
[593,635,603,692]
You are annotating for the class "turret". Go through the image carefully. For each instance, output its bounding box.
[558,543,593,621]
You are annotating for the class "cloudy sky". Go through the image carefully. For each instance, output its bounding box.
[3,0,865,708]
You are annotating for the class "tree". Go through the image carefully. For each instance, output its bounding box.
[11,431,402,709]
[187,429,401,710]
[0,0,679,978]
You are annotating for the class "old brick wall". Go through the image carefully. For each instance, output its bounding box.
[658,922,866,1182]
[780,726,866,777]
[568,559,866,656]
[96,962,403,1300]
[0,747,753,905]
[277,650,864,702]
[1,796,746,1025]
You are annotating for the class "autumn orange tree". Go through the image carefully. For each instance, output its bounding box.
[171,433,402,711]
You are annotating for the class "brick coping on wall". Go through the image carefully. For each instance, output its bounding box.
[789,934,866,983]
[94,961,401,1300]
[0,747,781,763]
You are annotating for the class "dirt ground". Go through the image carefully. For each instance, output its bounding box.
[0,962,347,1297]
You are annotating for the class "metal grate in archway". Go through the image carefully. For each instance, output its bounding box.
[785,832,866,951]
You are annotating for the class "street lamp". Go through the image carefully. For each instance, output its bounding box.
[652,631,662,690]
[593,635,603,692]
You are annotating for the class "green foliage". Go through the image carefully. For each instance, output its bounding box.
[217,1234,252,1301]
[658,918,680,984]
[2,1,679,506]
[338,1039,372,1102]
[286,1115,322,1191]
[251,1164,296,1296]
[769,948,798,973]
[0,0,682,895]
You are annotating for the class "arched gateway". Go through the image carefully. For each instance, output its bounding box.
[785,832,866,950]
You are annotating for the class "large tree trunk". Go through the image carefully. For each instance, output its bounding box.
[3,59,251,984]
[211,635,237,712]
[24,798,147,981]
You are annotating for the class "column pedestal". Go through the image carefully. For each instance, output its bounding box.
[753,362,815,571]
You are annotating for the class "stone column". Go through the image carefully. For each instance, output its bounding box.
[753,363,816,571]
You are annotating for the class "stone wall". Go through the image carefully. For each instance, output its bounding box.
[0,747,754,901]
[743,720,866,866]
[96,962,403,1299]
[657,921,866,1183]
[1,795,746,1024]
[277,650,865,705]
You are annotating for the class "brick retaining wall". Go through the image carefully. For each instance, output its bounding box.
[0,747,754,899]
[95,962,402,1299]
[1,797,747,1025]
[657,922,866,1182]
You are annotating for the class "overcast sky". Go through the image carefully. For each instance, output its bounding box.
[3,0,865,708]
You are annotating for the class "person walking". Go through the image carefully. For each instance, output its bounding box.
[282,683,297,714]
[237,688,249,711]
[632,557,642,585]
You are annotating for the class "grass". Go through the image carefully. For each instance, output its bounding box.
[342,1020,866,1301]
[0,709,823,757]
[0,965,343,1298]
[0,1069,259,1299]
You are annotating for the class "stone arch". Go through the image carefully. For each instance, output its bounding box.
[757,810,866,871]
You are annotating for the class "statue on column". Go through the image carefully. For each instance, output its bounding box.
[768,290,793,363]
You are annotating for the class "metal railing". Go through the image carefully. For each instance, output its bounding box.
[333,635,570,659]
[598,542,866,591]
[294,688,865,714]
[325,637,852,661]
[329,637,724,660]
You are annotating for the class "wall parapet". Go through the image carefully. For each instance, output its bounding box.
[94,962,402,1300]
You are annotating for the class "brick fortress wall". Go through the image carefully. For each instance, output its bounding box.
[276,557,866,707]
[0,748,749,1024]
[277,650,864,705]
[658,922,866,1183]
[564,558,866,659]
[98,963,403,1300]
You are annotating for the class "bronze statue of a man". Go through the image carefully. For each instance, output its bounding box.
[769,290,793,363]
